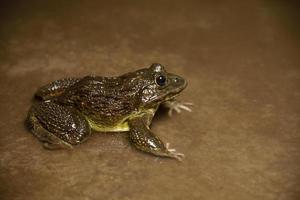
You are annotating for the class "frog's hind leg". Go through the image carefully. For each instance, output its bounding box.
[35,78,80,101]
[27,101,91,149]
[27,114,73,149]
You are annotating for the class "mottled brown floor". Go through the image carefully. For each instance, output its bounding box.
[0,1,300,200]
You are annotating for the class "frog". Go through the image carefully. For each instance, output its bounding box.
[27,63,191,161]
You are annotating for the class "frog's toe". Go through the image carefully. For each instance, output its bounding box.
[165,151,185,161]
[164,101,193,117]
[164,142,185,161]
[43,141,73,150]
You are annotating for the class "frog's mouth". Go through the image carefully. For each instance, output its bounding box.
[165,82,187,101]
[167,74,187,93]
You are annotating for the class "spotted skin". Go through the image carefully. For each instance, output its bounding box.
[35,78,80,100]
[28,101,91,147]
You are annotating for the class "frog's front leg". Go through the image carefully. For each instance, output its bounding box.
[35,78,80,100]
[128,114,184,161]
[27,101,91,149]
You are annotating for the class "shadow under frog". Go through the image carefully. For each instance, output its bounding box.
[26,63,191,161]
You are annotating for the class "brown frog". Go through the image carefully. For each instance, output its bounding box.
[27,63,191,160]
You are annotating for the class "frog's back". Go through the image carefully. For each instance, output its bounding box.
[58,75,140,127]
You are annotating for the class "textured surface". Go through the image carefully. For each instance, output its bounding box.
[0,1,300,200]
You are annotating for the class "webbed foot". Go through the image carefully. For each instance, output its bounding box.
[164,142,185,161]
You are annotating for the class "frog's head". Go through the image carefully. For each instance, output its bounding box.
[139,63,187,108]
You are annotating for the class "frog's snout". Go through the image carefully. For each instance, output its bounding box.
[169,74,187,91]
[174,76,187,88]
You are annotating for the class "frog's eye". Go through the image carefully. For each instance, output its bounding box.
[155,75,167,86]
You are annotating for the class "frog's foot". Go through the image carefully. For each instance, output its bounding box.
[43,141,73,150]
[164,142,185,161]
[163,101,193,116]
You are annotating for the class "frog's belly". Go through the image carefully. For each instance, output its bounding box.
[85,108,156,132]
[86,118,130,132]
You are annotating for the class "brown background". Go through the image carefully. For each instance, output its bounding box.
[0,1,300,200]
